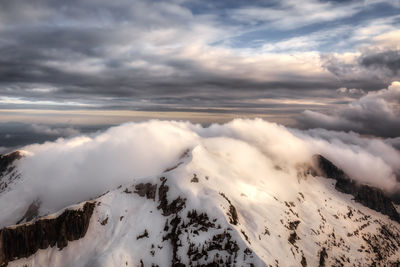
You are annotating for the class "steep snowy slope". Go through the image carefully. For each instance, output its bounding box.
[0,119,400,266]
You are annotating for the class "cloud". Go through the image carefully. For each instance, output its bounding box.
[230,0,362,30]
[386,137,400,151]
[0,122,83,149]
[321,28,400,88]
[30,124,80,137]
[0,146,10,154]
[0,0,399,114]
[336,87,365,97]
[1,119,399,227]
[298,81,400,137]
[360,50,400,75]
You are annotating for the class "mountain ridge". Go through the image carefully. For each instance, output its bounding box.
[1,149,400,266]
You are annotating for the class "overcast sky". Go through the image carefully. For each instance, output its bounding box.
[0,0,400,148]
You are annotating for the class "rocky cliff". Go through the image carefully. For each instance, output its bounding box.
[313,154,400,223]
[0,202,95,266]
[0,152,22,194]
[0,152,21,177]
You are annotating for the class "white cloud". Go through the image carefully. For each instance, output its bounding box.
[231,0,362,29]
[0,119,399,227]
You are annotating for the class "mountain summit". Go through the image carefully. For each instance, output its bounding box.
[0,120,399,266]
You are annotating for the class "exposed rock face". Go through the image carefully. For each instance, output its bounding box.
[157,177,186,216]
[219,192,239,225]
[131,177,254,266]
[0,152,21,177]
[134,183,157,200]
[352,185,400,222]
[0,202,95,266]
[313,154,400,223]
[0,152,22,194]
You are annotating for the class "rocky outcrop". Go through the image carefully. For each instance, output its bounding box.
[157,177,186,216]
[0,152,21,177]
[312,155,400,223]
[131,177,257,266]
[134,183,157,200]
[0,202,95,266]
[0,151,22,193]
[219,192,239,225]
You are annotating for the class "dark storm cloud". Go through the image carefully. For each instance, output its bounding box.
[360,50,400,75]
[320,52,398,92]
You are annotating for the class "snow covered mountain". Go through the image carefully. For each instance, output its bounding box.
[0,119,400,266]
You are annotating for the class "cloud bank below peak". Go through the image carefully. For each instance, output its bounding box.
[298,81,400,137]
[5,119,399,221]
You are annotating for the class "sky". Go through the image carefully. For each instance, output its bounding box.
[0,0,400,150]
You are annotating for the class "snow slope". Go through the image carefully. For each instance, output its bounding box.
[1,119,400,266]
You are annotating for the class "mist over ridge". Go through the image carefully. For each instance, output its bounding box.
[0,119,397,228]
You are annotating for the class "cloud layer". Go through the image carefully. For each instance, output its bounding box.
[0,0,399,117]
[1,119,399,227]
[299,81,400,137]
